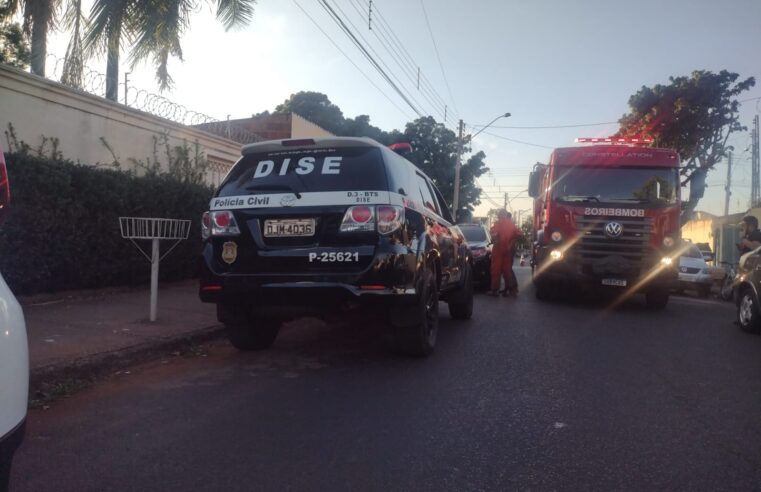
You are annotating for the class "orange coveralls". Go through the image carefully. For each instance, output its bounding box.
[490,218,522,292]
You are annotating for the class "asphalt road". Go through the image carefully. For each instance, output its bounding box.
[10,268,761,491]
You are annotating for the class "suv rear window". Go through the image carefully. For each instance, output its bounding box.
[460,225,487,242]
[219,146,388,196]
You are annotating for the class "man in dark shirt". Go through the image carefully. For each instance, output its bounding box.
[738,215,761,254]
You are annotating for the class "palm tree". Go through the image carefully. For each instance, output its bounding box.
[2,0,62,77]
[60,0,85,88]
[85,0,256,102]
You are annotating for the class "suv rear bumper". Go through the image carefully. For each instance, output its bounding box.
[199,255,419,314]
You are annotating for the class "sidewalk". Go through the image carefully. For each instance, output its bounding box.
[21,279,220,384]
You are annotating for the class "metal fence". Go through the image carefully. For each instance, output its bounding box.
[45,54,262,145]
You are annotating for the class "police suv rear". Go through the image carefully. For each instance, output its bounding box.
[199,137,474,356]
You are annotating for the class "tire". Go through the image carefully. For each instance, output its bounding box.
[390,268,439,357]
[218,304,281,351]
[737,288,761,333]
[645,289,669,309]
[448,264,474,320]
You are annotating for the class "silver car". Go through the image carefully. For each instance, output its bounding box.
[677,244,713,298]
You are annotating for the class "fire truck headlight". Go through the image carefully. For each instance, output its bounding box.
[662,236,675,248]
[550,249,563,260]
[660,257,673,266]
[551,231,563,242]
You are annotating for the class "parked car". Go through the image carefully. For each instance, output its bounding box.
[696,242,715,263]
[0,146,29,491]
[199,137,474,356]
[458,223,491,289]
[676,244,713,298]
[734,247,761,332]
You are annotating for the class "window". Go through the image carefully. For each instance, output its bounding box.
[415,173,438,214]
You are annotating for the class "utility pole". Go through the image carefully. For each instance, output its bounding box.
[504,192,508,209]
[453,119,464,215]
[724,152,732,216]
[753,115,760,208]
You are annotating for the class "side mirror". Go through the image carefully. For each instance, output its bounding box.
[0,153,9,225]
[528,170,540,198]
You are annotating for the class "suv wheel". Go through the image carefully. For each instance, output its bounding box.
[737,288,761,333]
[448,264,474,320]
[390,268,438,356]
[219,304,280,351]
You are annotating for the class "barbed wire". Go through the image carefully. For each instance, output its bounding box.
[45,54,262,145]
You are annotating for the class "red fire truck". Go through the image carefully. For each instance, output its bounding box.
[528,137,681,308]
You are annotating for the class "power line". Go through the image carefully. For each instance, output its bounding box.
[353,0,460,125]
[419,0,460,119]
[470,121,619,129]
[342,0,450,125]
[317,0,424,117]
[479,131,556,149]
[292,0,414,121]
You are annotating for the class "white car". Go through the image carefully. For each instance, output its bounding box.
[677,244,714,298]
[0,147,28,490]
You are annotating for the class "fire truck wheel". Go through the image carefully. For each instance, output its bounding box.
[645,289,669,309]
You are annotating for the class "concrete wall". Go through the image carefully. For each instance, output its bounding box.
[0,64,241,182]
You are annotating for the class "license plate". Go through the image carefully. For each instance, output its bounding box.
[264,219,315,237]
[602,278,627,287]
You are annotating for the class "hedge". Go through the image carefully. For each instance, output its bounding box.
[0,152,213,295]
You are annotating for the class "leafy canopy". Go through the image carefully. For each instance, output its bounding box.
[617,70,754,219]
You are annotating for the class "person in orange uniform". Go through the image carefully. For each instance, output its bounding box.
[489,209,522,296]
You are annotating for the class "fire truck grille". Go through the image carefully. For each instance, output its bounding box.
[572,216,653,275]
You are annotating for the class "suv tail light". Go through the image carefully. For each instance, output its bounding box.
[340,206,375,232]
[377,205,404,235]
[204,210,240,237]
[0,154,9,224]
[201,211,211,239]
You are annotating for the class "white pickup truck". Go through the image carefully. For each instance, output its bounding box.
[0,146,28,491]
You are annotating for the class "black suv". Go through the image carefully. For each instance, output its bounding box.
[199,137,474,356]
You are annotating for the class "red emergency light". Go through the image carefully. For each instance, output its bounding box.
[575,137,654,144]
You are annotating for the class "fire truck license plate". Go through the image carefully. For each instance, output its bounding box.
[602,278,627,287]
[264,219,315,237]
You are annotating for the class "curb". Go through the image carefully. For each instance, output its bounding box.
[29,324,225,404]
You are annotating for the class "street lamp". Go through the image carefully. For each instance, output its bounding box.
[453,112,511,218]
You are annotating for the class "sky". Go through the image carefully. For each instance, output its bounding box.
[45,0,761,219]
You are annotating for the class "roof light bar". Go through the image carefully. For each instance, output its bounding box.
[575,137,654,144]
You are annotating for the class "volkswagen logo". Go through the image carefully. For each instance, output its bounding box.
[280,194,297,207]
[604,221,623,238]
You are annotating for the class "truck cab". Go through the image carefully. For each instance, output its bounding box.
[529,138,681,308]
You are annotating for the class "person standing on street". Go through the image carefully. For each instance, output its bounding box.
[738,215,761,255]
[489,209,522,296]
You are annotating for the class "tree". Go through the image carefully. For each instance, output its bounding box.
[400,116,488,215]
[618,70,755,223]
[0,18,30,69]
[60,0,85,88]
[85,0,257,102]
[2,0,62,76]
[274,91,345,134]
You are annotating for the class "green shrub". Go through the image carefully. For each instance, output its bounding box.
[0,152,213,295]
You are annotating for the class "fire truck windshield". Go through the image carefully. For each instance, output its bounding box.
[552,167,678,206]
